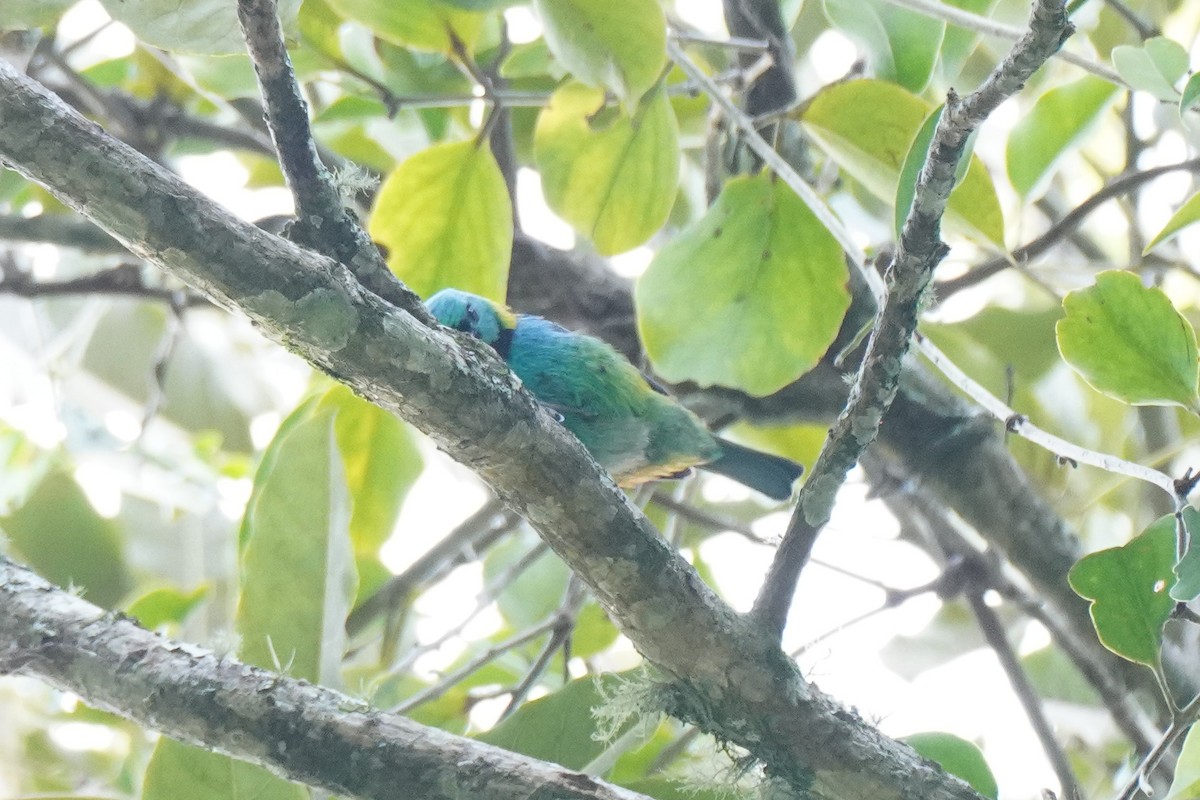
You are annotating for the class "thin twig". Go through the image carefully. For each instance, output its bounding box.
[876,0,1124,85]
[384,542,551,679]
[1115,690,1200,800]
[890,473,1161,753]
[391,614,560,715]
[935,159,1200,301]
[346,498,515,637]
[499,577,587,720]
[0,263,210,307]
[968,589,1083,800]
[915,332,1178,498]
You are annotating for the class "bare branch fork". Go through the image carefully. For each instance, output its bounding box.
[749,0,1076,638]
[235,0,417,313]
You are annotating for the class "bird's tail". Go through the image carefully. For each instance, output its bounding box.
[702,437,804,501]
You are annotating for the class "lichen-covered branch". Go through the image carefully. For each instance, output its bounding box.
[0,556,651,800]
[750,0,1074,637]
[0,58,984,800]
[235,0,411,310]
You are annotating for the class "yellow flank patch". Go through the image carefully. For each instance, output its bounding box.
[615,456,707,488]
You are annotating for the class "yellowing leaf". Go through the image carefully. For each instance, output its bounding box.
[369,140,512,301]
[801,79,1004,247]
[638,174,849,396]
[324,0,481,52]
[534,83,679,255]
[534,0,666,103]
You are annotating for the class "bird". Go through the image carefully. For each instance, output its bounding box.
[425,288,804,500]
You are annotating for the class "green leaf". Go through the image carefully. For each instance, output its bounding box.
[1021,645,1102,705]
[823,0,945,92]
[572,601,620,658]
[478,674,633,768]
[1171,507,1200,601]
[903,732,998,799]
[937,0,998,83]
[237,401,356,685]
[319,384,422,600]
[1145,190,1200,254]
[534,82,679,255]
[1006,76,1118,198]
[1182,72,1200,112]
[369,139,513,302]
[895,104,943,239]
[2,470,132,608]
[324,0,482,52]
[126,585,209,630]
[801,79,1004,247]
[1166,722,1200,800]
[98,0,300,55]
[534,0,667,104]
[143,738,306,800]
[1056,270,1200,412]
[485,537,571,629]
[1068,515,1176,667]
[638,174,849,396]
[5,0,75,27]
[1112,37,1188,102]
[439,0,513,8]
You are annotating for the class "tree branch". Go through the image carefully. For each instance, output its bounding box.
[0,556,652,800]
[0,58,986,800]
[750,0,1075,637]
[934,158,1200,301]
[235,0,412,311]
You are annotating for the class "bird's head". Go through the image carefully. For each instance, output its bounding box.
[425,289,515,347]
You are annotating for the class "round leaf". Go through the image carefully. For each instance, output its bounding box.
[1056,270,1200,412]
[534,0,666,104]
[638,174,849,396]
[534,82,679,255]
[903,732,998,799]
[324,0,482,52]
[801,79,1004,247]
[369,140,513,301]
[1068,515,1176,667]
[99,0,300,55]
[1112,37,1188,102]
[1006,76,1118,199]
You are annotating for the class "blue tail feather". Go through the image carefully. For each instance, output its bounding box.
[702,437,804,501]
